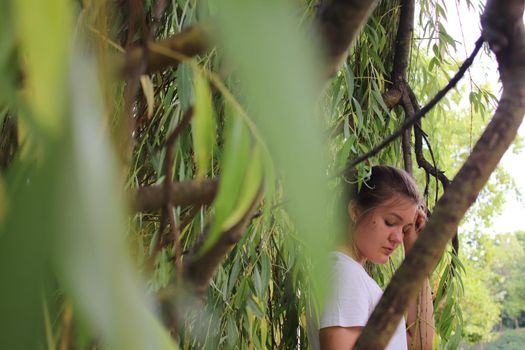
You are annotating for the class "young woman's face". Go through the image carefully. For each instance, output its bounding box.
[352,194,418,264]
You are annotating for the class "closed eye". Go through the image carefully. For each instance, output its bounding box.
[384,219,395,227]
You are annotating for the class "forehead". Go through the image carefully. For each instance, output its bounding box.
[375,195,417,220]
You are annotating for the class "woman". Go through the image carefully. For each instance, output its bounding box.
[319,165,435,350]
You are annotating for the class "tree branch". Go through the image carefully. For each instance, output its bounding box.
[316,0,379,77]
[403,87,450,190]
[122,25,211,76]
[404,85,459,267]
[354,0,525,347]
[342,36,484,174]
[132,178,218,212]
[390,0,416,174]
[183,188,264,293]
[152,108,194,272]
[392,0,415,84]
[402,129,413,174]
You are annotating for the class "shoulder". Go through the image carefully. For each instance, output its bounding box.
[329,252,369,285]
[319,252,375,329]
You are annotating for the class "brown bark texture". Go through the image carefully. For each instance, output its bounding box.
[122,25,210,76]
[316,0,378,77]
[132,178,218,212]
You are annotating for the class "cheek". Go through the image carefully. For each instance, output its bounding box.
[368,219,384,242]
[356,219,382,250]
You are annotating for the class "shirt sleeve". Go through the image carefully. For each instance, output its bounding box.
[319,259,370,328]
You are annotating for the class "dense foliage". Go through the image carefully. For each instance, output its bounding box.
[0,0,522,349]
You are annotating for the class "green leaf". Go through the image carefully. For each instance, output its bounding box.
[352,97,364,131]
[197,107,251,256]
[246,297,264,319]
[221,143,264,231]
[192,67,216,178]
[227,258,241,298]
[56,50,176,350]
[343,62,355,98]
[177,62,193,111]
[215,0,333,313]
[12,0,72,138]
[234,277,249,309]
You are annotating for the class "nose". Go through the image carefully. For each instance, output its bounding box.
[389,228,403,245]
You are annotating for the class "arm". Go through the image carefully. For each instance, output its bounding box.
[405,272,434,349]
[319,326,363,350]
[404,209,435,350]
[318,256,370,350]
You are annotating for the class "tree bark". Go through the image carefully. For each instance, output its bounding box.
[122,25,210,76]
[354,1,525,348]
[132,178,218,212]
[316,0,378,77]
[394,0,415,175]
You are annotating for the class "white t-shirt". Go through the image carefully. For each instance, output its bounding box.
[319,251,408,350]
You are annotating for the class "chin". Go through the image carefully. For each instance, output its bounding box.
[371,255,389,265]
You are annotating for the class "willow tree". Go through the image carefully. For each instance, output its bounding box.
[0,0,523,349]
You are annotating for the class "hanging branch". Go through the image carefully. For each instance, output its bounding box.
[341,36,484,174]
[354,0,525,347]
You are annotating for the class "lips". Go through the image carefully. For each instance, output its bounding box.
[383,247,394,254]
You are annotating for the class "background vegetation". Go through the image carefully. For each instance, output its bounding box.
[0,0,523,349]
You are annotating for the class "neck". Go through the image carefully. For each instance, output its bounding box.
[338,244,366,265]
[341,223,367,265]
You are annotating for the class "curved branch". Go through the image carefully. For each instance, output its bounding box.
[354,0,525,347]
[404,86,450,190]
[404,86,459,262]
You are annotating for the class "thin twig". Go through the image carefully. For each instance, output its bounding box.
[340,36,484,174]
[150,108,194,269]
[162,107,194,278]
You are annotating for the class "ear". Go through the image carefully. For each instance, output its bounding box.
[347,201,361,223]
